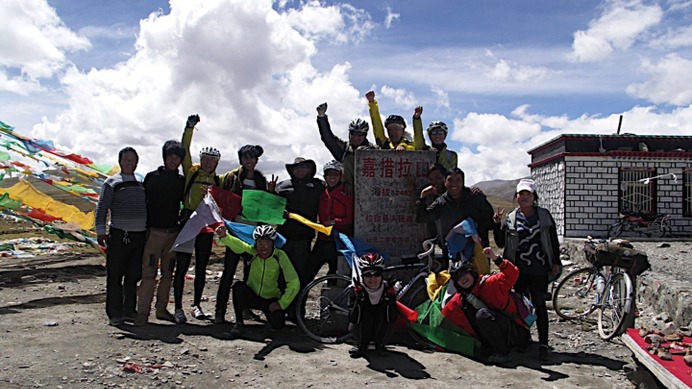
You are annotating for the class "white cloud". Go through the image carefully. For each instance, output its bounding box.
[647,25,692,50]
[385,7,400,29]
[282,0,374,44]
[626,54,692,105]
[379,85,417,110]
[487,59,549,82]
[0,0,90,94]
[452,104,692,185]
[26,0,369,179]
[570,0,662,62]
[431,86,449,109]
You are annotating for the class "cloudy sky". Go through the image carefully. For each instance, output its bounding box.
[1,0,691,185]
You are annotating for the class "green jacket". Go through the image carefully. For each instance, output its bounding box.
[219,233,300,309]
[368,100,425,150]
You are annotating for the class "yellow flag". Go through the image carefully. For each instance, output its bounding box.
[0,179,94,231]
[287,212,333,236]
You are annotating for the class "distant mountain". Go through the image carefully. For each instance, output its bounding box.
[472,177,528,200]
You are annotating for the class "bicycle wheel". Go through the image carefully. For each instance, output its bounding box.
[598,272,633,340]
[552,267,600,322]
[647,221,665,238]
[295,274,353,344]
[607,222,623,238]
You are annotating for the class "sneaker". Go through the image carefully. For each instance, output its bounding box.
[375,344,387,355]
[349,345,363,358]
[191,305,207,320]
[174,309,187,324]
[214,312,226,324]
[109,317,124,326]
[155,309,175,322]
[538,344,550,361]
[230,323,245,337]
[487,353,510,365]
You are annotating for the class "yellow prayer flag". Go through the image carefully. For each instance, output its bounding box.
[287,212,333,236]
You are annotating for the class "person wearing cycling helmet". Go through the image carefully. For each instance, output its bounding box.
[365,90,425,151]
[306,160,353,283]
[423,121,458,171]
[348,253,397,357]
[214,224,299,334]
[441,248,529,365]
[173,114,224,324]
[492,178,561,361]
[316,102,377,194]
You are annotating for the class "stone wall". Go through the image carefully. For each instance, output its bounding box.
[550,155,692,238]
[532,162,565,237]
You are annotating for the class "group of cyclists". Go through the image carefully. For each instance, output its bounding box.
[96,90,561,364]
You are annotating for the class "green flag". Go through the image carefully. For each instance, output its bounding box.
[240,190,287,225]
[0,193,21,209]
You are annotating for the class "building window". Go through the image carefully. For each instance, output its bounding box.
[684,168,692,217]
[618,167,656,216]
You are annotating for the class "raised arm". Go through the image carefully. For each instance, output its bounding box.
[412,106,425,150]
[316,102,346,162]
[366,90,387,147]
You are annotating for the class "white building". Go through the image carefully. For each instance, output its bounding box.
[527,134,692,238]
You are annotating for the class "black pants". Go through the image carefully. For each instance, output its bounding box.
[307,239,338,281]
[173,232,214,309]
[514,274,549,345]
[281,239,312,319]
[474,307,530,356]
[215,248,252,315]
[105,229,145,319]
[231,281,285,329]
[352,303,392,348]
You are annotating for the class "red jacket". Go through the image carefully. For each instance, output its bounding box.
[318,182,353,240]
[441,260,521,336]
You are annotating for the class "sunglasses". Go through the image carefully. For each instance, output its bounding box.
[362,271,382,278]
[429,130,445,136]
[349,131,366,137]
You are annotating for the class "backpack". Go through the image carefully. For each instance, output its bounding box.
[507,291,536,328]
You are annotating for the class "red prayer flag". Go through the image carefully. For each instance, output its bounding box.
[209,186,242,220]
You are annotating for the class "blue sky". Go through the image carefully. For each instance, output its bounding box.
[1,0,691,185]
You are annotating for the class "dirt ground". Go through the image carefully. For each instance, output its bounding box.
[0,223,652,389]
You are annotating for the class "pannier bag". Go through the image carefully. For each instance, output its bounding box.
[593,244,650,276]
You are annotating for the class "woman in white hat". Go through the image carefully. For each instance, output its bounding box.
[493,178,561,362]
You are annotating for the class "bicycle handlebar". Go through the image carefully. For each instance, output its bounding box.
[417,237,437,260]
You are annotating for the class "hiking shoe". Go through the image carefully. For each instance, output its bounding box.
[155,309,175,322]
[191,305,207,320]
[538,344,550,361]
[109,317,124,326]
[174,309,187,324]
[214,312,226,324]
[487,353,510,365]
[123,311,138,323]
[375,344,387,355]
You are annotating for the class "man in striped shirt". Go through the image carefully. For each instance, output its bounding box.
[96,147,147,326]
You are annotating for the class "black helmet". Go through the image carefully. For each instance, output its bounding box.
[449,260,478,290]
[384,115,406,129]
[162,140,185,162]
[348,118,369,134]
[238,145,264,164]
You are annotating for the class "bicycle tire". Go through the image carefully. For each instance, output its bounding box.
[647,222,665,238]
[598,272,633,340]
[295,274,353,344]
[552,267,600,322]
[608,222,623,238]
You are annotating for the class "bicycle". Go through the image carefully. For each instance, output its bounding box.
[607,213,671,238]
[551,238,636,340]
[294,237,439,344]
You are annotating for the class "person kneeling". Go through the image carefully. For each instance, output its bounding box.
[348,253,397,357]
[214,224,299,334]
[448,248,530,364]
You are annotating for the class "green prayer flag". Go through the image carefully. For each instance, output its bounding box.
[240,190,287,225]
[0,151,9,161]
[0,193,22,209]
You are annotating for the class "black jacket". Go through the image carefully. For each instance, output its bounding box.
[143,166,185,229]
[275,159,324,240]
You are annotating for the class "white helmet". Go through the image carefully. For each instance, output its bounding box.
[253,224,277,241]
[323,160,343,174]
[199,147,221,160]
